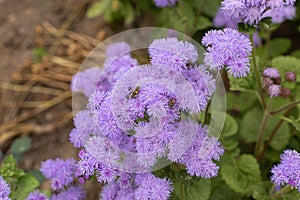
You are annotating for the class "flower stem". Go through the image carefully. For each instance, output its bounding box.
[270,185,292,199]
[270,99,300,115]
[250,34,266,109]
[258,108,293,161]
[180,182,185,200]
[255,99,271,157]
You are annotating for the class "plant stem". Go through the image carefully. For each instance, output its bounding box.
[258,108,293,161]
[204,100,211,124]
[180,182,185,200]
[270,99,300,115]
[270,185,292,199]
[250,34,266,109]
[255,99,271,157]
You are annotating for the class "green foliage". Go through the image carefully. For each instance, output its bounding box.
[33,48,47,63]
[238,23,256,34]
[269,38,291,57]
[227,92,256,113]
[272,56,300,82]
[228,72,256,92]
[0,155,40,200]
[221,114,238,137]
[173,178,211,200]
[11,137,31,162]
[240,107,290,151]
[221,154,261,196]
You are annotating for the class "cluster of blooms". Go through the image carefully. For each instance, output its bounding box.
[26,158,86,200]
[100,173,173,200]
[271,149,300,190]
[262,67,296,98]
[0,176,10,200]
[221,0,296,25]
[202,28,252,77]
[70,37,225,199]
[152,0,178,7]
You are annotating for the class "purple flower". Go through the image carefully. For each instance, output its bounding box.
[71,67,102,97]
[221,0,245,20]
[271,149,300,189]
[0,176,10,199]
[106,42,131,57]
[40,158,77,191]
[26,191,49,200]
[268,84,282,97]
[285,71,296,82]
[50,185,86,200]
[100,182,119,200]
[263,5,296,23]
[263,67,280,79]
[148,37,198,71]
[202,28,252,77]
[153,0,178,7]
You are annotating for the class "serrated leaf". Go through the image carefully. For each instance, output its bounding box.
[271,56,300,83]
[173,179,211,200]
[221,154,261,195]
[238,23,256,34]
[221,114,238,137]
[269,38,291,57]
[86,0,110,19]
[240,107,290,151]
[227,92,256,112]
[10,174,39,200]
[11,137,31,154]
[195,16,211,31]
[210,183,242,200]
[252,181,273,200]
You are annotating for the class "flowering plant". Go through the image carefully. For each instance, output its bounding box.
[1,0,300,200]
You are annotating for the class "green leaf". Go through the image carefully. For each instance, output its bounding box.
[258,17,276,30]
[210,183,242,200]
[240,107,290,151]
[221,154,261,195]
[271,56,300,83]
[238,23,256,34]
[86,0,110,19]
[11,174,39,200]
[269,38,291,57]
[229,72,256,92]
[173,179,211,200]
[221,136,239,151]
[195,16,212,31]
[291,49,300,59]
[27,170,46,184]
[11,137,31,155]
[252,181,272,200]
[221,114,238,137]
[227,92,256,112]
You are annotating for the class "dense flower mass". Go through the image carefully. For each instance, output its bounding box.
[152,0,178,7]
[26,191,49,200]
[0,176,10,200]
[69,38,225,199]
[148,37,198,72]
[221,0,296,25]
[51,186,86,200]
[202,28,252,77]
[40,158,77,191]
[271,149,300,189]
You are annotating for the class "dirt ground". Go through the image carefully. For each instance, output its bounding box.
[0,0,115,198]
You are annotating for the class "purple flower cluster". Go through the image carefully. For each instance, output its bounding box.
[100,173,173,200]
[40,158,77,191]
[70,38,224,199]
[152,0,178,7]
[51,186,86,200]
[26,191,48,200]
[263,68,296,98]
[0,176,10,200]
[71,42,138,97]
[271,149,300,190]
[202,28,252,77]
[221,0,296,25]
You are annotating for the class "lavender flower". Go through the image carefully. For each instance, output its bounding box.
[221,0,296,25]
[51,186,86,200]
[202,28,252,77]
[106,42,131,57]
[271,149,300,189]
[0,176,10,199]
[263,67,280,79]
[26,191,49,200]
[268,84,282,97]
[40,158,77,191]
[71,67,102,97]
[153,0,178,7]
[148,37,198,72]
[263,5,296,23]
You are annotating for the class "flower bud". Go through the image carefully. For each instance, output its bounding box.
[263,77,273,87]
[281,88,291,98]
[268,84,281,98]
[274,76,282,85]
[285,71,296,82]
